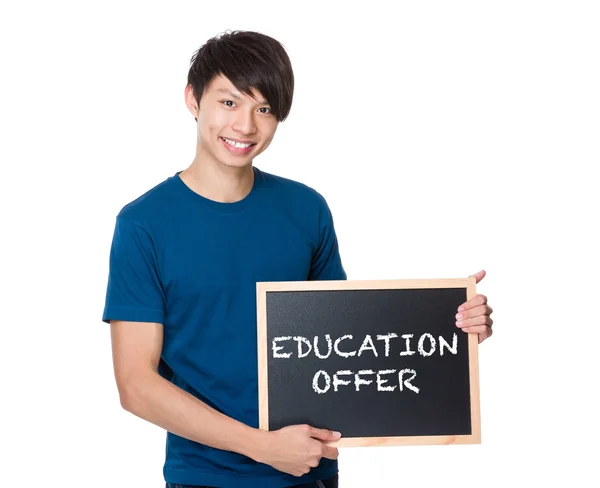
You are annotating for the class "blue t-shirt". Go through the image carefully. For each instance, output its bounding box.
[102,166,346,487]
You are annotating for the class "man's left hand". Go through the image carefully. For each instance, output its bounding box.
[455,270,494,344]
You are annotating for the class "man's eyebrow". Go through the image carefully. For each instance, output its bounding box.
[216,88,269,105]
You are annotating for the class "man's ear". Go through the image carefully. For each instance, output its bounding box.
[184,84,199,120]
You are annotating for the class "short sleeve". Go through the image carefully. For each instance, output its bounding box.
[308,196,347,281]
[102,217,166,324]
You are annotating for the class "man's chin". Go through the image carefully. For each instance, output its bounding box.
[218,157,255,171]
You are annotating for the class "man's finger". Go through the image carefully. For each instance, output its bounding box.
[456,315,494,328]
[309,426,341,441]
[455,304,491,321]
[468,269,486,284]
[321,445,339,460]
[461,325,492,336]
[457,294,488,312]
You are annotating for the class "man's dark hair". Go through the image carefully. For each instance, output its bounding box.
[187,30,294,122]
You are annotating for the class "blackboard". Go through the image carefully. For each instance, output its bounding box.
[256,279,480,447]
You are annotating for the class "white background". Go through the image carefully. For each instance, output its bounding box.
[2,1,599,486]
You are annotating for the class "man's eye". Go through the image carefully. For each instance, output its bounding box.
[222,100,235,107]
[259,107,271,114]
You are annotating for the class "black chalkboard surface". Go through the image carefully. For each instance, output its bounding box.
[256,279,480,447]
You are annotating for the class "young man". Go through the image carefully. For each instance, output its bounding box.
[102,30,494,488]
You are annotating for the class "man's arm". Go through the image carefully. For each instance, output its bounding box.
[308,193,346,281]
[111,319,263,458]
[110,320,340,477]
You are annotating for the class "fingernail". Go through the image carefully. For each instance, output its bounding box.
[333,431,342,439]
[458,306,465,312]
[456,313,463,320]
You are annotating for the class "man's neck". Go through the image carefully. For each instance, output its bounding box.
[180,157,254,204]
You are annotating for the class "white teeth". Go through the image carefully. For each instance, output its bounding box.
[223,137,252,149]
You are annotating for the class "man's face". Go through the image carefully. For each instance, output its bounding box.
[186,74,279,169]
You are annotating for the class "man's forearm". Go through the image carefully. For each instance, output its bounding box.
[120,372,269,462]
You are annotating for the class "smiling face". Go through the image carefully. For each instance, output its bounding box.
[185,74,279,170]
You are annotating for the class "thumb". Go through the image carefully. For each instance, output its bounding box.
[309,427,342,441]
[469,269,486,284]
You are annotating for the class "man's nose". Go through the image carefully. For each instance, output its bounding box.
[232,110,257,135]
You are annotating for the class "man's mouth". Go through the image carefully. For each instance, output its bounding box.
[221,137,256,149]
[220,137,256,155]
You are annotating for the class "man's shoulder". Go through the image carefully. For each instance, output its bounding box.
[259,168,328,208]
[116,173,178,224]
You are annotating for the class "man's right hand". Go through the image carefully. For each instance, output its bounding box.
[257,424,341,477]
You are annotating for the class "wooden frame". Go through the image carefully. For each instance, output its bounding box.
[256,278,480,447]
